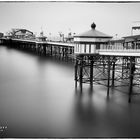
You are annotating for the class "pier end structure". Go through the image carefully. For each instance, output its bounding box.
[74,22,112,55]
[74,23,140,102]
[74,22,112,91]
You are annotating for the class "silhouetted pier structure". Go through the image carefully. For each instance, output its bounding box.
[0,28,74,60]
[0,38,74,61]
[1,25,140,102]
[74,23,140,103]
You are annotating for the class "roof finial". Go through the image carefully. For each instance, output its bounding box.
[91,22,96,29]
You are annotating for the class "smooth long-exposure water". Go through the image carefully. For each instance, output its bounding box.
[1,45,140,138]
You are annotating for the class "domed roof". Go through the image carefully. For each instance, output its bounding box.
[75,22,112,38]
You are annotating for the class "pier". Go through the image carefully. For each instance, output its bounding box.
[0,38,74,61]
[1,25,140,103]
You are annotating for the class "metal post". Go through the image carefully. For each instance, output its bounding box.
[34,44,36,53]
[107,56,111,96]
[90,56,94,88]
[80,56,83,91]
[60,47,62,59]
[59,46,61,60]
[54,46,56,57]
[122,57,126,79]
[75,59,78,88]
[122,58,124,78]
[66,48,68,61]
[63,48,65,59]
[112,59,115,86]
[39,45,41,56]
[37,44,39,55]
[51,45,52,56]
[128,57,134,103]
[43,44,46,56]
[103,56,105,72]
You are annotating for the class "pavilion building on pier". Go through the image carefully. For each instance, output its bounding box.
[74,22,112,54]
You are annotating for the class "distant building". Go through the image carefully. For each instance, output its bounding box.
[123,34,140,49]
[37,31,47,42]
[109,38,124,50]
[37,36,47,42]
[65,32,74,43]
[7,28,36,39]
[66,36,74,43]
[132,21,140,35]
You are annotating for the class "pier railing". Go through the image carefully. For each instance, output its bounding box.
[99,48,140,52]
[99,45,140,56]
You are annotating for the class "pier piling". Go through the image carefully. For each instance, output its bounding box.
[79,56,83,91]
[90,56,94,88]
[128,57,135,103]
[112,58,115,86]
[107,56,111,96]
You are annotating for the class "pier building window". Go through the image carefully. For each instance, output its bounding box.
[75,43,80,53]
[80,44,84,53]
[78,44,81,53]
[105,44,108,49]
[128,42,132,49]
[104,44,107,49]
[77,44,79,52]
[96,43,100,50]
[100,44,103,49]
[100,44,106,50]
[124,43,127,49]
[75,44,77,52]
[134,42,137,49]
[79,44,81,52]
[91,44,96,53]
[76,44,79,52]
[117,44,119,49]
[86,44,89,53]
[105,44,107,49]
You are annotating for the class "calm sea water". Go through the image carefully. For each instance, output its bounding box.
[1,45,140,138]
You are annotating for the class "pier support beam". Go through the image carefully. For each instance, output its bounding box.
[43,44,46,56]
[51,45,53,56]
[112,58,115,86]
[122,58,124,78]
[107,56,111,96]
[102,56,106,73]
[80,56,83,91]
[75,59,78,88]
[128,57,135,103]
[90,56,94,88]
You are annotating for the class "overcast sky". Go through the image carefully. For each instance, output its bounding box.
[0,2,140,38]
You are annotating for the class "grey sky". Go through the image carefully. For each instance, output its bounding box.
[0,2,140,38]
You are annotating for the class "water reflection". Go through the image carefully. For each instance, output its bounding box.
[71,85,140,137]
[74,87,96,126]
[1,45,140,138]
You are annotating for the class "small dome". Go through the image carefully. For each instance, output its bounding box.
[74,22,112,38]
[91,22,96,29]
